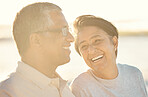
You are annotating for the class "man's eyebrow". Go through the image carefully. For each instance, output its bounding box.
[63,25,69,28]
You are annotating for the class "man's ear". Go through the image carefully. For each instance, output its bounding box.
[112,36,118,51]
[29,33,41,47]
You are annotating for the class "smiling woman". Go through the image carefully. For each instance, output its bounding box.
[70,15,148,97]
[77,26,118,79]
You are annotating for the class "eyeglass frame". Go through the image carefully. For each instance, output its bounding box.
[33,26,70,37]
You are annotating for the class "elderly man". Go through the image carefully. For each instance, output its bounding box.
[0,2,75,97]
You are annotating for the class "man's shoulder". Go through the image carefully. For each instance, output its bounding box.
[0,72,17,89]
[0,71,27,91]
[0,71,34,97]
[0,89,10,97]
[0,73,16,97]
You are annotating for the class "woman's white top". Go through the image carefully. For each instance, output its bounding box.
[70,63,147,97]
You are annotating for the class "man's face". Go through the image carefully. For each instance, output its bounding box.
[39,10,74,66]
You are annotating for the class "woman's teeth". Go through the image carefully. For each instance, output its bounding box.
[91,55,103,62]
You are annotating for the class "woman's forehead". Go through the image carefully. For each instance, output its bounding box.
[77,27,111,44]
[78,27,108,38]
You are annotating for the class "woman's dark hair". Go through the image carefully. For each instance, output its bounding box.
[73,15,118,56]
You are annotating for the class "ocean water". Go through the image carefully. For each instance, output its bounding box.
[0,36,148,91]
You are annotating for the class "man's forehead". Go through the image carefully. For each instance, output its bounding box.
[46,10,68,29]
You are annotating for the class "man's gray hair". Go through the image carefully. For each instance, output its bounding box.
[13,2,62,56]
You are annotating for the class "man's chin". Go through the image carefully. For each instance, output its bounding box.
[59,57,70,65]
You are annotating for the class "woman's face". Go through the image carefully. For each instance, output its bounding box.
[77,26,118,72]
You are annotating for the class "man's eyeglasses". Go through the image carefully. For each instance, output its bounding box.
[34,26,70,37]
[61,27,70,37]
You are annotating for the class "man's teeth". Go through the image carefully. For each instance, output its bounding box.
[63,47,69,49]
[92,55,103,61]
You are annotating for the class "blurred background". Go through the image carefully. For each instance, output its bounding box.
[0,0,148,91]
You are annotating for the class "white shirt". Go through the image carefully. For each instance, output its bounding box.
[70,63,148,97]
[0,61,75,97]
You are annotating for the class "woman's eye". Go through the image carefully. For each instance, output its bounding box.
[93,39,101,44]
[80,45,88,50]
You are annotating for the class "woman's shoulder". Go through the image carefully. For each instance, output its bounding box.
[118,63,142,75]
[70,70,93,88]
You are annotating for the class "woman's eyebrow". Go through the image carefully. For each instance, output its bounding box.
[79,41,86,46]
[79,35,102,45]
[90,35,101,40]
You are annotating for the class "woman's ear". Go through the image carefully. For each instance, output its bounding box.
[112,36,118,51]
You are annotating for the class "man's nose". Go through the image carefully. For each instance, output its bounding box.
[66,32,74,43]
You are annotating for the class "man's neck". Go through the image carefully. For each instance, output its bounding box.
[22,57,59,78]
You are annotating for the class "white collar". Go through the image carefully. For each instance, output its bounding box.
[16,61,67,90]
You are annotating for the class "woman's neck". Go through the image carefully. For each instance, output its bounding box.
[92,64,118,80]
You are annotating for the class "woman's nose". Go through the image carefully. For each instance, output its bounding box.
[88,45,96,54]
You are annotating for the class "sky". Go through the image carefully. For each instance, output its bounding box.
[0,0,148,31]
